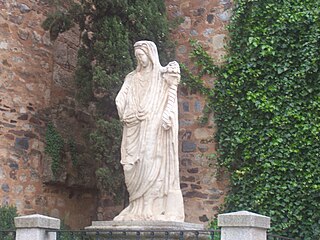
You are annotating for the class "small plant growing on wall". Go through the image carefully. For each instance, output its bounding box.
[0,205,18,240]
[45,123,64,177]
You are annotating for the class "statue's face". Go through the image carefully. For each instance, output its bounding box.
[135,48,149,68]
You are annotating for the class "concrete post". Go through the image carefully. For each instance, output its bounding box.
[14,214,60,240]
[218,211,270,240]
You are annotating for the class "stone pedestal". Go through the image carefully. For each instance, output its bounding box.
[14,214,60,240]
[218,211,270,240]
[85,221,205,239]
[86,220,205,231]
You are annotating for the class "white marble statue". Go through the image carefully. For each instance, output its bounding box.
[114,40,185,222]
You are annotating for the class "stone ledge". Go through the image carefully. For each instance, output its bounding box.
[218,211,270,229]
[14,214,60,230]
[85,221,205,231]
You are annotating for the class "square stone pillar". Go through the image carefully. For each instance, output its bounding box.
[218,211,270,240]
[14,214,60,240]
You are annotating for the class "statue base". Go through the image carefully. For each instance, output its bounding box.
[85,220,205,231]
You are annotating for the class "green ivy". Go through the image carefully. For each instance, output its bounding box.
[180,40,217,126]
[45,123,64,177]
[184,0,320,239]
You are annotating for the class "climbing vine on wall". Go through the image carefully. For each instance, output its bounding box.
[43,0,175,199]
[184,0,320,239]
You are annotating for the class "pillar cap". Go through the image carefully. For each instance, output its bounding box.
[15,214,60,230]
[218,211,270,229]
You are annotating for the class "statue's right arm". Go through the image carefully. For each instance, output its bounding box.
[115,76,131,120]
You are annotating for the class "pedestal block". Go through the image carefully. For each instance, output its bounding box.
[14,214,60,240]
[218,211,270,240]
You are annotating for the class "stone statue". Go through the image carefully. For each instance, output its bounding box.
[114,40,184,222]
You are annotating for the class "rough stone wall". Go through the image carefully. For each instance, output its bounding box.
[0,0,97,229]
[165,0,231,224]
[0,0,231,229]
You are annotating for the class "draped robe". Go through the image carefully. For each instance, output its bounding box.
[114,41,184,222]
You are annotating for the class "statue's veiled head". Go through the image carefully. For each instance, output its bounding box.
[134,41,161,71]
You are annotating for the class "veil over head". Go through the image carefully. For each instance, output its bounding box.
[134,41,162,70]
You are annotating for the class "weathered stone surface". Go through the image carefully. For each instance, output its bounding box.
[187,168,199,174]
[14,185,23,194]
[183,102,189,112]
[191,184,202,190]
[5,134,14,140]
[9,14,24,25]
[180,183,188,189]
[0,41,9,49]
[53,43,68,65]
[53,65,74,89]
[207,14,214,24]
[9,162,19,170]
[203,28,214,37]
[29,117,41,125]
[32,31,42,44]
[0,167,4,179]
[17,114,28,120]
[218,10,232,22]
[198,144,209,152]
[184,191,208,199]
[182,141,197,152]
[86,220,205,231]
[1,183,10,192]
[181,16,191,29]
[0,23,10,37]
[15,138,29,150]
[180,130,192,140]
[177,45,187,54]
[10,170,17,179]
[211,34,226,50]
[194,100,202,112]
[194,8,205,16]
[179,119,194,127]
[17,3,31,14]
[181,176,196,182]
[181,158,192,166]
[194,128,213,140]
[190,29,198,36]
[15,214,61,229]
[218,211,271,228]
[199,214,209,222]
[75,110,92,124]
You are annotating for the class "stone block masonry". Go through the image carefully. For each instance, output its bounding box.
[0,0,98,229]
[165,0,231,224]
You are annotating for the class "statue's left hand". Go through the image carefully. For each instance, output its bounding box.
[163,72,180,86]
[162,114,172,130]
